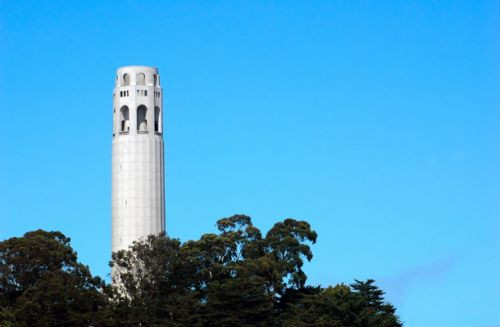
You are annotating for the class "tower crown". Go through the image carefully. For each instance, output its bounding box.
[115,66,160,87]
[113,65,163,137]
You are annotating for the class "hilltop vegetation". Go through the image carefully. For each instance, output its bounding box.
[0,215,402,326]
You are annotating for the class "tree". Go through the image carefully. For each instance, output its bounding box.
[263,218,318,295]
[280,281,402,327]
[109,215,318,326]
[349,279,402,327]
[0,230,106,327]
[109,234,198,326]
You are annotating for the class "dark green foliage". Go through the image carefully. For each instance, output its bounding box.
[281,282,402,327]
[0,230,106,327]
[0,216,403,326]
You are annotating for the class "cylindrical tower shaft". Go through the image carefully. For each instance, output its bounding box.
[112,66,165,257]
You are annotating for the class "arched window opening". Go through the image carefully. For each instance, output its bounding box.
[123,73,130,86]
[137,72,145,85]
[153,74,158,86]
[120,106,130,133]
[137,105,148,132]
[154,106,161,133]
[113,107,116,137]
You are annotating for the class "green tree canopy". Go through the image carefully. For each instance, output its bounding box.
[0,216,403,326]
[0,230,106,327]
[110,215,401,326]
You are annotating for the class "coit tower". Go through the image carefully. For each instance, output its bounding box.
[112,66,165,255]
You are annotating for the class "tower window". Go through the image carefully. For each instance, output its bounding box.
[123,73,130,86]
[137,72,145,85]
[120,105,130,133]
[137,105,148,132]
[154,106,161,133]
[145,90,147,96]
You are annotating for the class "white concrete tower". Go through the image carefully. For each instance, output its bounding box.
[112,66,165,255]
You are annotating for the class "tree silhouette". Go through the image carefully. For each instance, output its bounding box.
[0,215,402,326]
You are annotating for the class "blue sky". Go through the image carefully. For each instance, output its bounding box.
[0,1,498,325]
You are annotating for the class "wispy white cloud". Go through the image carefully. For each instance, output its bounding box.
[378,256,455,305]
